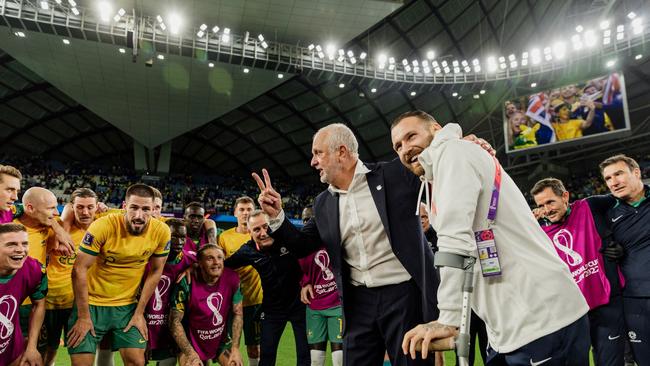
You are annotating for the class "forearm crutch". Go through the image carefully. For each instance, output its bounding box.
[434,252,476,366]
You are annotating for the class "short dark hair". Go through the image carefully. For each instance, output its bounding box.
[150,187,163,200]
[0,165,22,182]
[0,223,26,235]
[166,218,186,231]
[185,202,204,210]
[235,196,255,209]
[599,154,640,174]
[197,243,224,260]
[530,178,567,197]
[70,188,97,203]
[125,184,155,201]
[391,110,438,129]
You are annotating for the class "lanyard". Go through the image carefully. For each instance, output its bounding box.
[487,155,502,222]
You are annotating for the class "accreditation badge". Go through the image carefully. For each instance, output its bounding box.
[475,229,502,277]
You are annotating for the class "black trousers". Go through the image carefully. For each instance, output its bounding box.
[259,301,310,366]
[343,280,432,366]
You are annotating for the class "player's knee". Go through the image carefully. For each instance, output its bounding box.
[120,351,145,366]
[330,342,343,351]
[309,342,327,351]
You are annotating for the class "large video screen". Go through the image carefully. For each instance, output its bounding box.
[504,72,631,153]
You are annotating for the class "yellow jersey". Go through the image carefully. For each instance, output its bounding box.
[219,227,263,306]
[79,213,171,306]
[552,119,584,141]
[98,209,169,222]
[14,218,56,305]
[46,222,85,309]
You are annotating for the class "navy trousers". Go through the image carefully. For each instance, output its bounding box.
[622,296,650,366]
[589,295,625,366]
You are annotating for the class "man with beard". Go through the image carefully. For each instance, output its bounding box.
[44,188,100,366]
[391,111,589,364]
[0,223,48,366]
[145,219,195,366]
[170,244,243,366]
[183,202,217,253]
[66,184,171,366]
[218,196,263,366]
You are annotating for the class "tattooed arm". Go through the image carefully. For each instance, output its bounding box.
[228,300,244,366]
[170,278,202,366]
[204,219,217,244]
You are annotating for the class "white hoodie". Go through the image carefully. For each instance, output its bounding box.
[418,124,588,353]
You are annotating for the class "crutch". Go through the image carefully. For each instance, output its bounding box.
[433,252,476,366]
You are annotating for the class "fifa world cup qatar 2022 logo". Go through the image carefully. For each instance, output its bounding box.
[153,275,172,311]
[314,249,334,281]
[0,295,18,354]
[552,229,583,266]
[207,292,224,326]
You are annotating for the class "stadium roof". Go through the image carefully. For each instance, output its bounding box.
[1,0,650,181]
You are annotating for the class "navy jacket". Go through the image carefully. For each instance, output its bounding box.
[270,159,439,330]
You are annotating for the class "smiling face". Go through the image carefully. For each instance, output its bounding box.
[310,131,344,185]
[510,112,527,135]
[533,187,570,223]
[0,231,28,275]
[561,84,577,99]
[557,105,571,120]
[198,246,225,280]
[391,116,440,176]
[249,214,274,249]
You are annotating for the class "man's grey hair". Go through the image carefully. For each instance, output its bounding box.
[247,209,269,225]
[314,123,359,157]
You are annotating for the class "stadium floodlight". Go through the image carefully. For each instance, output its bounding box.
[315,45,322,52]
[521,59,528,66]
[388,64,395,71]
[222,28,230,43]
[452,92,458,97]
[199,24,208,31]
[338,49,345,56]
[243,31,249,43]
[405,65,412,72]
[423,66,431,74]
[209,62,215,68]
[521,51,529,59]
[636,54,643,60]
[14,31,25,37]
[432,60,439,67]
[508,54,516,61]
[426,50,435,60]
[454,66,461,73]
[118,48,125,53]
[277,73,284,79]
[308,44,315,51]
[243,67,250,73]
[261,41,269,49]
[531,82,537,87]
[552,41,566,59]
[71,7,79,15]
[114,8,126,22]
[347,50,354,58]
[510,61,518,69]
[422,60,429,67]
[98,1,112,22]
[168,13,181,34]
[487,56,497,72]
[530,48,541,64]
[441,60,448,67]
[339,83,345,88]
[413,66,420,73]
[156,15,163,23]
[337,55,345,62]
[571,34,583,50]
[463,66,470,72]
[55,0,61,4]
[603,37,611,45]
[371,88,377,93]
[473,94,479,99]
[62,39,70,44]
[499,62,506,69]
[359,52,367,60]
[628,12,637,20]
[632,18,644,35]
[600,20,610,30]
[617,25,625,40]
[412,60,419,66]
[472,58,480,65]
[452,60,459,67]
[68,0,76,6]
[575,25,583,33]
[402,58,408,66]
[474,65,481,72]
[196,30,205,38]
[350,57,357,64]
[326,44,336,60]
[157,54,164,60]
[40,1,48,10]
[317,52,324,59]
[584,30,597,47]
[434,67,441,74]
[410,91,417,96]
[606,59,616,67]
[258,34,264,42]
[461,60,468,67]
[480,89,486,94]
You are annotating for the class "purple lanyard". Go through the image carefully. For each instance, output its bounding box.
[487,155,502,222]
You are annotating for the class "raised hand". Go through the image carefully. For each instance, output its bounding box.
[252,169,282,218]
[463,134,496,156]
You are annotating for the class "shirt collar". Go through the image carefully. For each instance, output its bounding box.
[327,160,369,196]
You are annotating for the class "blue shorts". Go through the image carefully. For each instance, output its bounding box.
[623,296,650,366]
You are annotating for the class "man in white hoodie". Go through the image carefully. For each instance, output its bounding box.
[393,111,590,365]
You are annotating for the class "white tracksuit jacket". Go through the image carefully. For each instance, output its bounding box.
[418,124,588,353]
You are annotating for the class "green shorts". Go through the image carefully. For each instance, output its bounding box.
[243,304,262,346]
[44,308,72,349]
[306,306,343,344]
[19,305,48,351]
[67,304,146,354]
